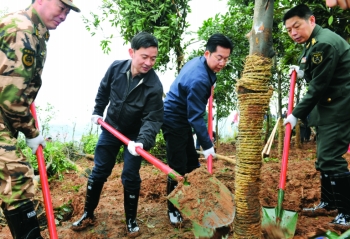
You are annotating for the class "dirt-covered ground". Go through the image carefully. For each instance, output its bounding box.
[1,139,350,238]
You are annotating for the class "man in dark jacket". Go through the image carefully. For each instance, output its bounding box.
[283,4,350,225]
[71,32,163,237]
[162,33,233,226]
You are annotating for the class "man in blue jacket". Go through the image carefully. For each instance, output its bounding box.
[71,32,163,237]
[162,33,233,226]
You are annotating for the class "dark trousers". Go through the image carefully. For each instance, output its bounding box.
[315,120,350,174]
[300,125,311,143]
[195,136,200,150]
[162,125,200,175]
[90,128,142,191]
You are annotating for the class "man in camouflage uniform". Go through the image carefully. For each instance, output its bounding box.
[283,4,350,225]
[0,0,80,238]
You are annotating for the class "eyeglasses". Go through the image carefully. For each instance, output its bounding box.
[213,55,230,64]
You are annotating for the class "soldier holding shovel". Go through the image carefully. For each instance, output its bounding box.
[283,4,350,225]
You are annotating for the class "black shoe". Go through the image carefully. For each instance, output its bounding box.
[71,179,104,230]
[167,177,183,226]
[71,211,95,230]
[126,218,140,236]
[303,201,338,216]
[304,201,333,211]
[168,209,183,225]
[124,188,141,238]
[331,213,350,225]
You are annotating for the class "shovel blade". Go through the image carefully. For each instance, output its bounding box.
[167,168,235,229]
[262,207,298,239]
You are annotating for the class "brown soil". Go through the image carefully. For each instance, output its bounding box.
[1,140,350,238]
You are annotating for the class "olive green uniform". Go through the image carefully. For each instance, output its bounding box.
[0,6,49,210]
[293,24,350,174]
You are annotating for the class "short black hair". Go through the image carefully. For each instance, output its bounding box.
[205,33,233,54]
[131,32,158,50]
[283,4,313,25]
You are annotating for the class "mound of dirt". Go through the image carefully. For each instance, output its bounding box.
[1,140,350,238]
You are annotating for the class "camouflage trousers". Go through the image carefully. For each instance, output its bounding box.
[0,124,35,211]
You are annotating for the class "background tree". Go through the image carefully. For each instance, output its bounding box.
[83,0,191,73]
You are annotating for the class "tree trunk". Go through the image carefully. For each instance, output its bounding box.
[234,0,274,237]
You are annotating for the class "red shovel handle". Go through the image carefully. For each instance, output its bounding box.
[97,119,183,181]
[207,86,214,174]
[30,103,58,239]
[279,70,297,190]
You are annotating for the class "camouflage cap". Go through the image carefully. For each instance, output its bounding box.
[61,0,80,12]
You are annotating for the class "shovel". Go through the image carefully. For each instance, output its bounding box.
[261,71,298,238]
[98,119,235,232]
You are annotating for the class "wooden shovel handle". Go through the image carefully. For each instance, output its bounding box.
[197,151,236,165]
[262,117,280,157]
[266,118,280,155]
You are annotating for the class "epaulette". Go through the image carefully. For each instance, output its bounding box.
[311,38,317,46]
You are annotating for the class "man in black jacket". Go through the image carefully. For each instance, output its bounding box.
[71,32,163,237]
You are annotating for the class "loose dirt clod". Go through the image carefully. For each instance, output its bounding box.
[262,224,290,239]
[167,167,235,228]
[70,218,97,231]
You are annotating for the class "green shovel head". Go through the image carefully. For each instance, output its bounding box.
[262,207,298,239]
[167,167,235,229]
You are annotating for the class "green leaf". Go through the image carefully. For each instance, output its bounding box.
[328,15,334,26]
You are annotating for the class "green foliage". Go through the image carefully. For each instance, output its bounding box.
[83,0,192,73]
[263,157,279,163]
[220,136,237,144]
[17,135,77,180]
[54,201,73,223]
[149,130,166,162]
[81,134,99,155]
[35,103,55,139]
[80,130,166,163]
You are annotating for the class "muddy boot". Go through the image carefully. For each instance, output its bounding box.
[3,201,43,239]
[124,188,141,238]
[71,179,104,230]
[167,176,183,226]
[303,173,337,217]
[330,172,350,226]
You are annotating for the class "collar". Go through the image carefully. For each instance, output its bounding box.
[26,6,50,41]
[122,60,151,84]
[305,24,321,49]
[200,56,217,85]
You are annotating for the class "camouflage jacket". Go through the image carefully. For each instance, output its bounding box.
[0,6,49,138]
